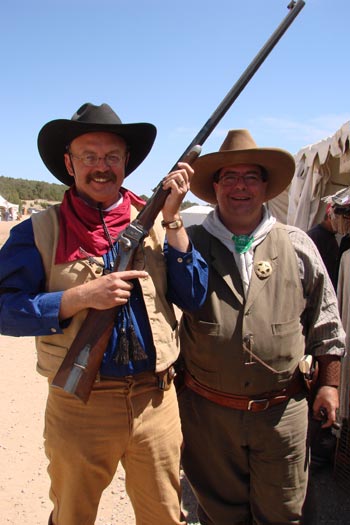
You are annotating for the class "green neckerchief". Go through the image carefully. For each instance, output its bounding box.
[232,234,254,254]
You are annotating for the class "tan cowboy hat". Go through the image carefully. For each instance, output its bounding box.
[37,103,157,186]
[190,129,295,204]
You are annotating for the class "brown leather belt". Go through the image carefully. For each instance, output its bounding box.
[184,370,304,412]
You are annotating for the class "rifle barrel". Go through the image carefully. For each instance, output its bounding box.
[137,1,305,224]
[171,0,305,169]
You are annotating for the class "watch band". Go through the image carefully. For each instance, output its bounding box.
[161,218,183,229]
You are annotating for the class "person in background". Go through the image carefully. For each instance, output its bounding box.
[307,203,339,290]
[0,102,208,525]
[307,203,345,468]
[178,129,345,525]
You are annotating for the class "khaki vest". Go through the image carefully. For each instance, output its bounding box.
[32,204,179,378]
[180,223,306,396]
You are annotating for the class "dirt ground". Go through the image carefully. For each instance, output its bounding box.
[1,219,350,524]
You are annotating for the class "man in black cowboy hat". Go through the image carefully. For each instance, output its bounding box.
[0,102,208,525]
[177,129,345,524]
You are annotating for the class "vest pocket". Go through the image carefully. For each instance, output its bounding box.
[271,317,301,336]
[189,320,221,336]
[36,341,68,377]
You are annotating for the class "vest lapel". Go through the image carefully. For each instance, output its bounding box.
[245,231,279,312]
[209,236,245,305]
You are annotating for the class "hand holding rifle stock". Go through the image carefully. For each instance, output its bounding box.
[52,0,305,402]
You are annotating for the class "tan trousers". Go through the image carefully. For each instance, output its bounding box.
[44,372,186,525]
[179,388,309,525]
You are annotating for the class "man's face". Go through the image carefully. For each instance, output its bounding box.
[64,131,129,209]
[213,163,268,234]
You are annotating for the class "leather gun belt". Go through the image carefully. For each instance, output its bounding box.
[184,370,303,412]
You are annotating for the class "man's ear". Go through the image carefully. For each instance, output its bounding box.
[125,152,130,169]
[64,153,75,178]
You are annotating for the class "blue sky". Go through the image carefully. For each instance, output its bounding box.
[1,0,349,202]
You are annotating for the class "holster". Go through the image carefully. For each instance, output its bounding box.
[173,355,186,394]
[301,357,319,402]
[157,366,176,391]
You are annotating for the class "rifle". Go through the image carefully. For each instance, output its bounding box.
[52,0,305,403]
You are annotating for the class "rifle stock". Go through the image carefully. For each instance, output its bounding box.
[52,308,116,402]
[51,1,305,402]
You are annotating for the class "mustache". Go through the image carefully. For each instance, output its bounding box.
[86,171,117,183]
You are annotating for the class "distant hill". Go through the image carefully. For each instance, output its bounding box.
[0,176,67,207]
[0,175,200,211]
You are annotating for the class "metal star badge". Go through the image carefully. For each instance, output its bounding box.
[254,261,272,279]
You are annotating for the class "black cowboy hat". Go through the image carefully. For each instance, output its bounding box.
[37,102,157,186]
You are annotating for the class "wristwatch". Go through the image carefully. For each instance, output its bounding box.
[161,218,183,229]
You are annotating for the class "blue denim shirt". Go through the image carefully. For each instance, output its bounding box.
[0,218,208,376]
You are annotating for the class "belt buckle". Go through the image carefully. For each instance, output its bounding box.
[248,398,270,411]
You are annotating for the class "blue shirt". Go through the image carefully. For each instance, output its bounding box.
[0,218,208,376]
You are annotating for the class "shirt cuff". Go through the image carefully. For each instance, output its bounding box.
[317,355,341,387]
[166,243,194,265]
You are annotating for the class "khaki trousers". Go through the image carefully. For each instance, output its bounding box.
[44,372,186,525]
[179,388,308,525]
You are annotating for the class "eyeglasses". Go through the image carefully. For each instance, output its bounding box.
[217,174,263,186]
[69,152,126,167]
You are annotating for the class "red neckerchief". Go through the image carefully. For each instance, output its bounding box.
[55,185,145,264]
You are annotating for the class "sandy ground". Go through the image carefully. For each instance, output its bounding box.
[1,219,350,524]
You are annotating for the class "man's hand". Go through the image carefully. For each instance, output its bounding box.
[160,162,194,253]
[59,270,149,320]
[161,162,194,220]
[312,385,339,428]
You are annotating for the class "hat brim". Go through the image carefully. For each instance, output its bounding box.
[190,148,295,204]
[38,120,157,186]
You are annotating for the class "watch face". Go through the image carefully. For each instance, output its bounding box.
[169,220,182,229]
[161,218,183,229]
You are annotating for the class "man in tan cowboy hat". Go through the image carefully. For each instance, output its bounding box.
[177,129,345,524]
[0,102,208,525]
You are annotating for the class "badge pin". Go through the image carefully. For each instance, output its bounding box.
[254,261,272,279]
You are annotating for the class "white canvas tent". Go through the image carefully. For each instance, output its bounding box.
[0,195,19,220]
[285,122,350,425]
[287,121,350,231]
[267,190,290,225]
[180,205,214,227]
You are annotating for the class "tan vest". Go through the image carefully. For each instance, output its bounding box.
[180,223,306,396]
[32,204,179,378]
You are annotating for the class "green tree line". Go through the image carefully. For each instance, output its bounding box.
[0,176,200,211]
[0,176,67,205]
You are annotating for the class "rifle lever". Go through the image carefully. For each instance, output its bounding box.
[116,221,148,271]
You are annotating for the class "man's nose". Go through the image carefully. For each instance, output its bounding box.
[234,176,248,188]
[95,157,110,169]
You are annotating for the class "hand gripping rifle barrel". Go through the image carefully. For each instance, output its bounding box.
[51,0,305,403]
